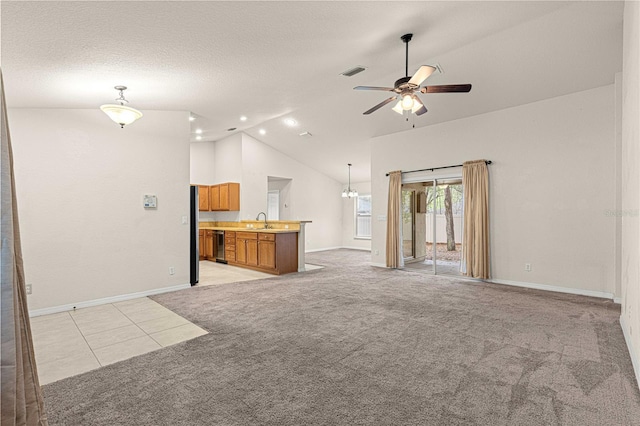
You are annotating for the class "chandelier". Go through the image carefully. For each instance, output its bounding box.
[342,163,358,198]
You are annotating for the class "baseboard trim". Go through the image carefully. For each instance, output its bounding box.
[305,246,343,253]
[29,283,191,318]
[371,262,387,268]
[620,314,640,390]
[306,246,371,253]
[489,278,615,301]
[340,246,371,252]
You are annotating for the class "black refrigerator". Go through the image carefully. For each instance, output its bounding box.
[189,185,199,285]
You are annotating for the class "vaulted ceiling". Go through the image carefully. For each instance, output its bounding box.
[1,1,624,183]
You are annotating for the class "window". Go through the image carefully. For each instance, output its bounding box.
[355,195,371,239]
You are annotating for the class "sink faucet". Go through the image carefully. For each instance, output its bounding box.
[256,212,268,229]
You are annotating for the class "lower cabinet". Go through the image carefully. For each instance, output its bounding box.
[198,230,205,260]
[230,231,297,275]
[204,230,215,260]
[224,231,236,262]
[258,234,276,270]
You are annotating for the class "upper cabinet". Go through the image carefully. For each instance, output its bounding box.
[198,185,210,211]
[197,182,240,212]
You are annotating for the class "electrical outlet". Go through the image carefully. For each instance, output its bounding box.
[26,284,32,295]
[181,216,188,224]
[375,249,379,255]
[525,263,532,272]
[169,267,175,275]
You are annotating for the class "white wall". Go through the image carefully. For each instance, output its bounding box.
[372,85,617,297]
[241,133,343,251]
[341,181,372,250]
[212,133,243,222]
[620,0,640,385]
[10,108,190,311]
[190,141,216,184]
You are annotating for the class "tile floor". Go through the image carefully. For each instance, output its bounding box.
[32,261,324,385]
[31,297,208,385]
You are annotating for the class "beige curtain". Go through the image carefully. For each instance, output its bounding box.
[1,72,48,425]
[386,171,404,268]
[462,160,490,279]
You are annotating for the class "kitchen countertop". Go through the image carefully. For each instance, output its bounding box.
[199,226,298,234]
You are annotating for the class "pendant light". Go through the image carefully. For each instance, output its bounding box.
[342,163,358,198]
[100,86,143,128]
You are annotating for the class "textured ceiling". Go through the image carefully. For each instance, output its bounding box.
[0,1,624,183]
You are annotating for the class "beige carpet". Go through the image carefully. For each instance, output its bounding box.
[42,249,640,425]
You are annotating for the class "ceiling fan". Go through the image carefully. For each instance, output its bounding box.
[354,33,472,116]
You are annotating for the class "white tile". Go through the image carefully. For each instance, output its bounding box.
[84,324,147,350]
[37,351,101,385]
[119,304,177,324]
[30,311,72,326]
[149,323,208,347]
[33,333,93,366]
[71,306,133,336]
[112,297,158,310]
[93,335,161,366]
[136,313,190,334]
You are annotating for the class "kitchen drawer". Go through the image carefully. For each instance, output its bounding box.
[225,249,236,262]
[236,232,258,240]
[225,231,236,238]
[258,233,275,241]
[225,237,236,246]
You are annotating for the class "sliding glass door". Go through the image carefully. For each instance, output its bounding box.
[403,177,463,276]
[401,189,415,260]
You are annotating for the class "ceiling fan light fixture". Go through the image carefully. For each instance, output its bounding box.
[392,101,404,115]
[411,97,423,113]
[401,94,414,110]
[100,86,142,128]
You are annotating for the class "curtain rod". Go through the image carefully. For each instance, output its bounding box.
[385,160,492,177]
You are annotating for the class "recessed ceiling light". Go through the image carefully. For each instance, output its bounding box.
[196,135,202,141]
[189,116,196,122]
[195,128,202,134]
[284,118,297,127]
[259,129,266,135]
[240,116,247,122]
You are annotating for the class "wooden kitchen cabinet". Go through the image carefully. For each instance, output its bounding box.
[258,233,276,270]
[209,183,240,211]
[204,230,215,260]
[235,232,257,265]
[199,230,205,260]
[198,185,210,211]
[224,231,236,262]
[230,231,297,275]
[209,185,220,211]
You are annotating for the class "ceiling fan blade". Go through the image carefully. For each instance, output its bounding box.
[408,65,437,87]
[421,84,472,94]
[413,95,428,116]
[354,86,395,91]
[363,96,397,115]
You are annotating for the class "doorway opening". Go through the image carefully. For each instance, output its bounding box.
[402,178,463,276]
[267,176,292,220]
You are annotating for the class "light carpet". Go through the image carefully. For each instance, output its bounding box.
[42,249,640,425]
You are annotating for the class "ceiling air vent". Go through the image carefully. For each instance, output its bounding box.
[340,66,366,77]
